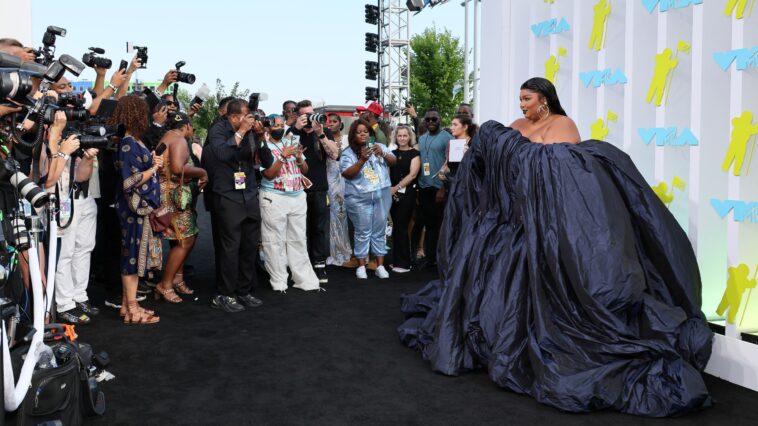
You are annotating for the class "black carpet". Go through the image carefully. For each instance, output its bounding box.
[75,208,758,426]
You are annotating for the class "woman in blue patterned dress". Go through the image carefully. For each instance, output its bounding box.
[110,96,163,324]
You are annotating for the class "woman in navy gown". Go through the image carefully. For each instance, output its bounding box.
[398,78,713,417]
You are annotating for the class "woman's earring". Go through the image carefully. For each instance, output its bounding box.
[538,103,550,120]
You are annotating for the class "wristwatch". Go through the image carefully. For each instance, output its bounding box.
[318,133,327,139]
[54,152,70,161]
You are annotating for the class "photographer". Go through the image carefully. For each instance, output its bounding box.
[287,100,337,284]
[40,110,100,325]
[0,38,36,62]
[206,99,264,312]
[282,100,297,132]
[258,115,320,292]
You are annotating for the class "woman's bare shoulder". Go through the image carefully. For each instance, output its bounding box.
[509,118,528,130]
[545,115,581,144]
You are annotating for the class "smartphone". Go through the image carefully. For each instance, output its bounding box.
[119,60,128,72]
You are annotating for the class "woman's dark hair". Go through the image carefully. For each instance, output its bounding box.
[108,95,149,140]
[328,113,343,131]
[347,119,375,157]
[520,77,567,116]
[452,114,478,139]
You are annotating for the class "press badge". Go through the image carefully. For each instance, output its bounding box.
[234,172,246,190]
[423,162,431,176]
[59,198,72,222]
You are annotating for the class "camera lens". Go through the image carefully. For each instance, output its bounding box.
[10,217,29,251]
[307,113,327,126]
[64,108,89,122]
[0,70,34,102]
[177,72,195,84]
[9,171,49,209]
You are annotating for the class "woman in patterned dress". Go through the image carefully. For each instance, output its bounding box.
[154,112,208,303]
[111,96,163,324]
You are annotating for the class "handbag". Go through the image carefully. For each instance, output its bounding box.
[150,146,174,233]
[170,164,192,210]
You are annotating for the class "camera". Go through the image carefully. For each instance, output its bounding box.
[81,47,112,69]
[190,83,210,107]
[10,216,29,251]
[306,113,327,126]
[174,61,195,84]
[127,43,148,68]
[0,157,49,209]
[35,25,66,66]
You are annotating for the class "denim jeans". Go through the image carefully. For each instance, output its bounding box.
[345,187,392,259]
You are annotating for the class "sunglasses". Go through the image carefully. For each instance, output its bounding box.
[424,117,439,123]
[165,101,176,106]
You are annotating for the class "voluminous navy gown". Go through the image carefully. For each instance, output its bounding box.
[398,121,713,417]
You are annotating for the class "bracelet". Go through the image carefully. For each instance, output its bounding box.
[108,83,118,92]
[235,132,243,139]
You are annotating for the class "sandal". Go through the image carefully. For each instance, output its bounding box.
[123,301,159,325]
[154,286,183,303]
[120,296,155,317]
[173,274,194,295]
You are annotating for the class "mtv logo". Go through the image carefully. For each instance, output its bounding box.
[531,18,571,38]
[713,47,758,71]
[711,199,758,223]
[580,68,628,88]
[638,127,699,146]
[641,0,703,13]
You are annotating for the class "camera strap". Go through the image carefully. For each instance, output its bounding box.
[54,158,76,229]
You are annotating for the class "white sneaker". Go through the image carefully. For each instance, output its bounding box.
[392,266,411,273]
[376,265,390,279]
[356,266,368,279]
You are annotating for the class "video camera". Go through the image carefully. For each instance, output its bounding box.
[81,47,112,69]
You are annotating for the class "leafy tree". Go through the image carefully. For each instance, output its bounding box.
[175,79,250,140]
[409,27,466,126]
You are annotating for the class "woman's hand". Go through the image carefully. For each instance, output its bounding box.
[50,110,67,134]
[391,185,398,195]
[151,151,164,171]
[370,144,383,157]
[198,169,209,190]
[82,148,99,160]
[59,134,80,156]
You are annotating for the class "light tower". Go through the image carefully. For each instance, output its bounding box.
[378,0,411,114]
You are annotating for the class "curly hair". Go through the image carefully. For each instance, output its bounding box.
[108,95,149,140]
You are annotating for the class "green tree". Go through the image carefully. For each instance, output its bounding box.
[175,79,250,141]
[409,27,466,126]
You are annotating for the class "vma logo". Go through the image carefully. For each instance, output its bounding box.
[711,199,758,223]
[531,18,570,38]
[580,68,627,88]
[641,0,703,13]
[638,127,699,146]
[713,46,758,71]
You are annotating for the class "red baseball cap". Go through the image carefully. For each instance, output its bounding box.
[356,102,383,115]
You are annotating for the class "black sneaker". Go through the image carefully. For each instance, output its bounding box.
[314,263,328,284]
[137,280,152,294]
[211,295,245,313]
[76,301,100,316]
[58,308,91,325]
[238,294,263,308]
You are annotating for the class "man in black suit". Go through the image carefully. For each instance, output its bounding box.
[204,99,264,312]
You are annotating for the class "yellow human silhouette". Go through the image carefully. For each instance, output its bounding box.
[721,111,758,176]
[717,264,757,324]
[545,55,560,85]
[724,0,753,19]
[646,48,678,106]
[652,182,673,206]
[590,118,608,140]
[589,0,612,51]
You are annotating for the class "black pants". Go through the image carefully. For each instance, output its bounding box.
[417,187,444,263]
[390,189,416,269]
[212,194,261,297]
[94,198,121,299]
[306,190,330,265]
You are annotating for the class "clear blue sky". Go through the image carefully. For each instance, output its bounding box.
[30,0,468,113]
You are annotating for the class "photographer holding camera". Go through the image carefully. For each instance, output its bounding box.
[258,115,321,292]
[205,99,264,312]
[287,100,337,284]
[40,110,100,324]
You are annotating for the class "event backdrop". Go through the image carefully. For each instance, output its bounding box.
[478,0,758,336]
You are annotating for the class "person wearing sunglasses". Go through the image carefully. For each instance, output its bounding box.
[416,109,452,268]
[161,94,179,114]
